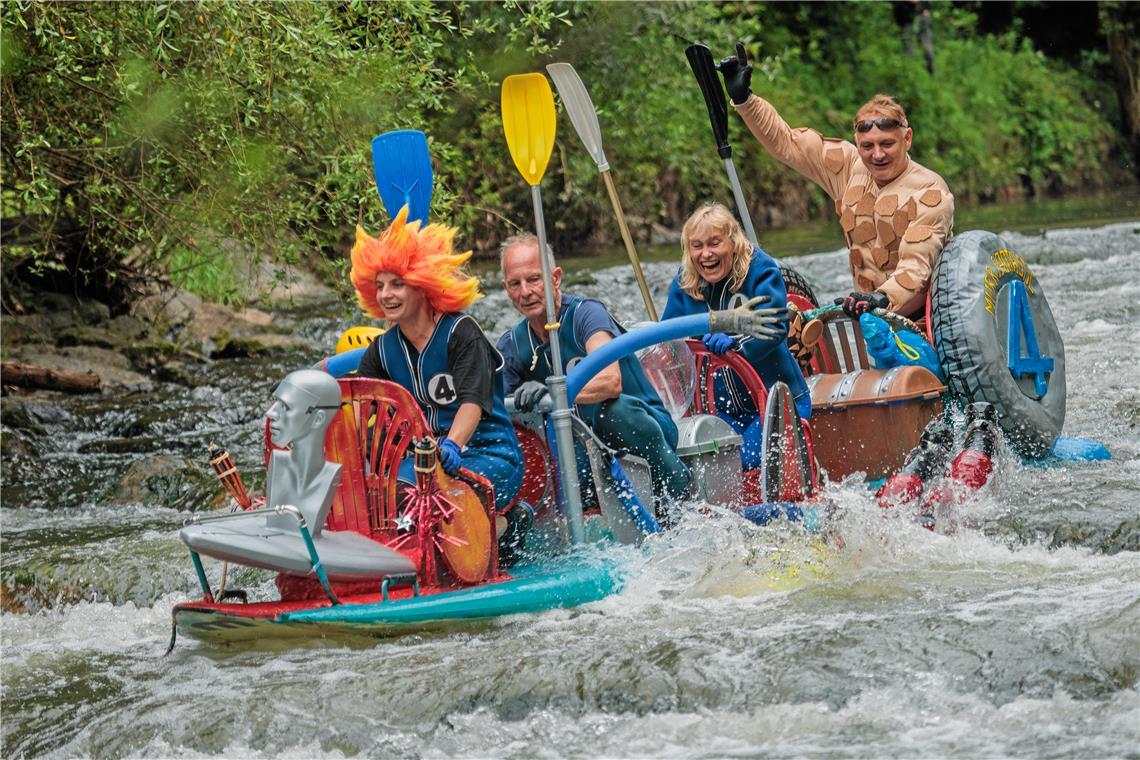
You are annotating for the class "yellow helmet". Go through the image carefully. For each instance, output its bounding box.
[335,326,385,354]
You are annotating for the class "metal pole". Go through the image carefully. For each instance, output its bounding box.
[532,184,585,543]
[723,157,759,249]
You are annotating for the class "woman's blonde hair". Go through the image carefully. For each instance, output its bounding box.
[679,202,754,300]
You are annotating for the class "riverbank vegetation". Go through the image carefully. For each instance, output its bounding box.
[2,1,1136,309]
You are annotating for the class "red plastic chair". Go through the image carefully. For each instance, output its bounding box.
[323,378,430,536]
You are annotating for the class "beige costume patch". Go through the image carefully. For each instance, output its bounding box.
[853,221,876,245]
[877,218,897,246]
[895,271,920,290]
[875,194,899,216]
[857,275,875,292]
[892,211,909,237]
[842,186,863,207]
[871,246,890,267]
[855,192,876,216]
[840,208,856,232]
[903,225,933,243]
[920,188,943,207]
[849,249,863,270]
[824,148,845,174]
[904,197,918,221]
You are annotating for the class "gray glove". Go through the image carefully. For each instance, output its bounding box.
[709,295,787,342]
[717,42,753,106]
[513,381,549,412]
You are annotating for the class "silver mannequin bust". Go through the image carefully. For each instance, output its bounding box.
[264,369,343,536]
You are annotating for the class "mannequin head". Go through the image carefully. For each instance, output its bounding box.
[265,370,342,449]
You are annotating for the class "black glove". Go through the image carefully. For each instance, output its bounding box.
[716,41,753,106]
[835,290,890,319]
[513,380,549,412]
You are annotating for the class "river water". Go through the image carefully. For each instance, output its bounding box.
[2,221,1138,758]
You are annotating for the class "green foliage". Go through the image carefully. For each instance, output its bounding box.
[0,0,1123,308]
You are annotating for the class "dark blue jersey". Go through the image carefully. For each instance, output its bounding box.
[360,312,518,453]
[498,295,670,429]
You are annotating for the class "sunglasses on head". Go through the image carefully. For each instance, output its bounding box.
[855,117,908,133]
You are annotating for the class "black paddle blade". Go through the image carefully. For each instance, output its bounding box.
[685,43,731,159]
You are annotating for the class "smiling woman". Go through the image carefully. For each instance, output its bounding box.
[347,206,526,541]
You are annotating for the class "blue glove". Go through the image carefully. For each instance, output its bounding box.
[702,332,737,355]
[795,391,813,421]
[438,438,463,475]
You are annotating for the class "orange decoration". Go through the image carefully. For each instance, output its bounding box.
[436,469,493,583]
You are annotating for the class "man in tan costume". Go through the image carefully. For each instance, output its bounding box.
[718,44,953,319]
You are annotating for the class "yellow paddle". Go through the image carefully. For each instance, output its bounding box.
[501,72,585,543]
[501,73,561,371]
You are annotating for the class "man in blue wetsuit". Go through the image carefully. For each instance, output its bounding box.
[497,235,692,507]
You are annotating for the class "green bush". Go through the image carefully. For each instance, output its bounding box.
[0,1,1121,309]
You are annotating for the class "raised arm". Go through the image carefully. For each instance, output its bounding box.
[718,42,852,201]
[734,96,854,202]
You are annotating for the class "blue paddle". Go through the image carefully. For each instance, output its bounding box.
[371,129,433,224]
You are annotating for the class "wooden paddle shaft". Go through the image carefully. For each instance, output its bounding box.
[601,170,658,321]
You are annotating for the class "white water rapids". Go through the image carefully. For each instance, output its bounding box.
[2,222,1137,757]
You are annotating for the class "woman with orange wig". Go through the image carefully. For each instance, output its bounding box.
[350,207,522,519]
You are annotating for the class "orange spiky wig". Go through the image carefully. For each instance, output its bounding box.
[350,206,481,319]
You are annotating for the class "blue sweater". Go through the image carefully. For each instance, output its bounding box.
[662,250,809,416]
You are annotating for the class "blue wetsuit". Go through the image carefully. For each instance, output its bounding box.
[498,295,691,501]
[359,312,522,512]
[662,250,811,470]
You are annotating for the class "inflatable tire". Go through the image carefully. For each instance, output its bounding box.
[780,265,819,309]
[931,230,1065,457]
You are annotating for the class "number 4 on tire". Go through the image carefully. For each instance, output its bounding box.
[1005,280,1054,399]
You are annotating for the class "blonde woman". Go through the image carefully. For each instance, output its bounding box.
[661,202,810,471]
